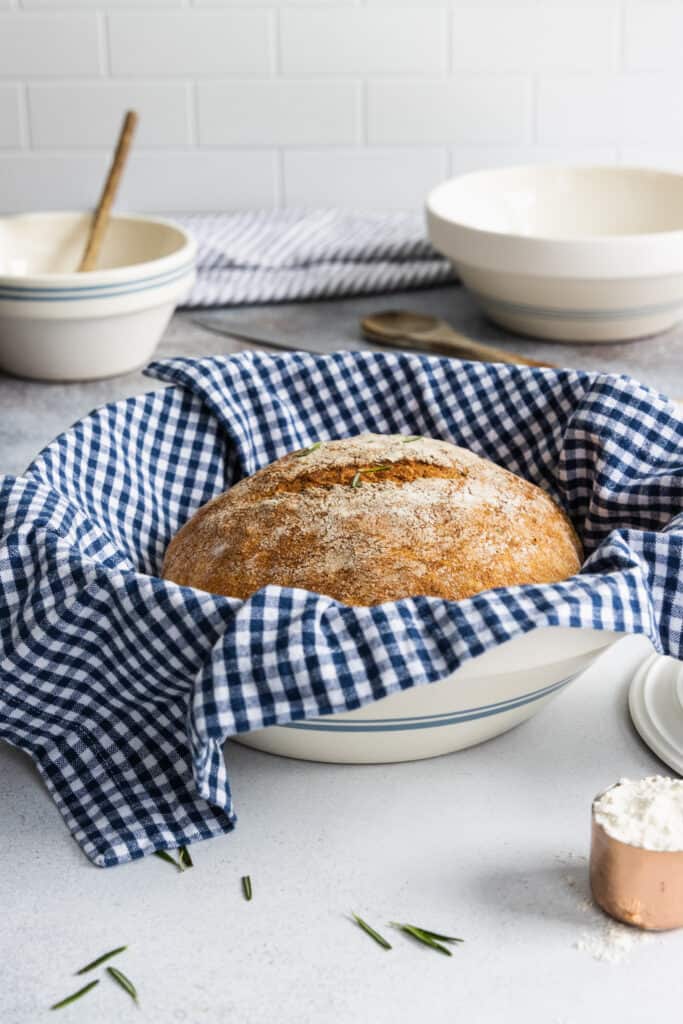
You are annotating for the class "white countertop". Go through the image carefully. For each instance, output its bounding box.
[2,296,683,1022]
[3,634,683,1023]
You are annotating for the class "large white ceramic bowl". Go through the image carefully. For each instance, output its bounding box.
[426,165,683,343]
[0,211,196,381]
[236,626,620,763]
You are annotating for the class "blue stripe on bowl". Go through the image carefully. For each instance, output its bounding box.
[283,673,576,733]
[471,290,683,322]
[0,260,194,302]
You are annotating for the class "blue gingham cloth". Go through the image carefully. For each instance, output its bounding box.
[1,352,682,867]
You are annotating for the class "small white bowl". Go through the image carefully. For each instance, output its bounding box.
[0,211,196,381]
[236,626,619,764]
[426,165,683,343]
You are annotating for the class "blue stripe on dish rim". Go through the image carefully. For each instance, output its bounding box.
[283,672,576,733]
[0,260,195,302]
[472,290,683,321]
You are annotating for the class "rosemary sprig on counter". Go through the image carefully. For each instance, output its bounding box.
[242,875,253,901]
[51,944,138,1011]
[390,922,464,956]
[107,966,138,1004]
[351,913,392,950]
[295,441,322,457]
[50,979,100,1011]
[76,945,127,975]
[154,846,194,872]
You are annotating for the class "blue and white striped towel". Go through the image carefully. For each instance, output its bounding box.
[176,210,454,307]
[0,351,681,866]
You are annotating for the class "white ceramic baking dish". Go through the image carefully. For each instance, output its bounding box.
[426,165,683,343]
[236,626,620,763]
[0,211,195,381]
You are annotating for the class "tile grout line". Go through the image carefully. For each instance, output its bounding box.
[19,81,31,150]
[359,79,367,146]
[188,80,198,148]
[97,11,110,79]
[530,73,539,146]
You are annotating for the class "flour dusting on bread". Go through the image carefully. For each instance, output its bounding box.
[163,434,582,606]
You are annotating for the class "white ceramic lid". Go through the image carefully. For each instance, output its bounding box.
[629,653,683,776]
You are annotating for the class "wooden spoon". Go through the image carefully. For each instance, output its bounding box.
[361,310,555,368]
[78,110,138,272]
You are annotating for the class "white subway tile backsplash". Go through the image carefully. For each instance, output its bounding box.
[196,0,357,5]
[0,14,101,76]
[1,2,682,213]
[367,0,617,6]
[0,150,278,213]
[198,79,359,146]
[624,2,683,70]
[0,85,23,147]
[28,82,191,148]
[121,150,278,210]
[23,0,183,7]
[0,152,110,212]
[365,0,450,6]
[452,4,618,72]
[368,77,530,145]
[280,8,447,74]
[619,147,683,172]
[449,145,619,176]
[108,12,273,77]
[283,148,447,210]
[537,73,683,144]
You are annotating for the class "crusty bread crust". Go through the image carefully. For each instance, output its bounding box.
[162,433,582,606]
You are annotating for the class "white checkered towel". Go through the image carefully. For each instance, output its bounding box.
[175,210,454,307]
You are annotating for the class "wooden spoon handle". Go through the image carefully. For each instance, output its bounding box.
[78,110,138,273]
[415,326,555,368]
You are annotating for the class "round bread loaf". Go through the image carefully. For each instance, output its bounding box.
[162,434,582,606]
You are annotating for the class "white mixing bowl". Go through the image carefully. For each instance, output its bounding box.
[236,626,620,763]
[426,165,683,343]
[0,212,196,381]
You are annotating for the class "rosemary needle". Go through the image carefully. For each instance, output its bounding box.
[402,435,421,443]
[76,945,127,975]
[153,849,180,869]
[178,845,194,870]
[407,926,464,944]
[107,966,138,1004]
[350,472,362,488]
[295,441,322,457]
[241,875,253,901]
[351,913,392,950]
[50,979,99,1011]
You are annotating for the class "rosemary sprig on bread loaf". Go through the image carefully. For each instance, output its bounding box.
[162,434,582,607]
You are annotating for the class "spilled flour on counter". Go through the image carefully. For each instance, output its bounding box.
[559,853,656,965]
[575,920,653,964]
